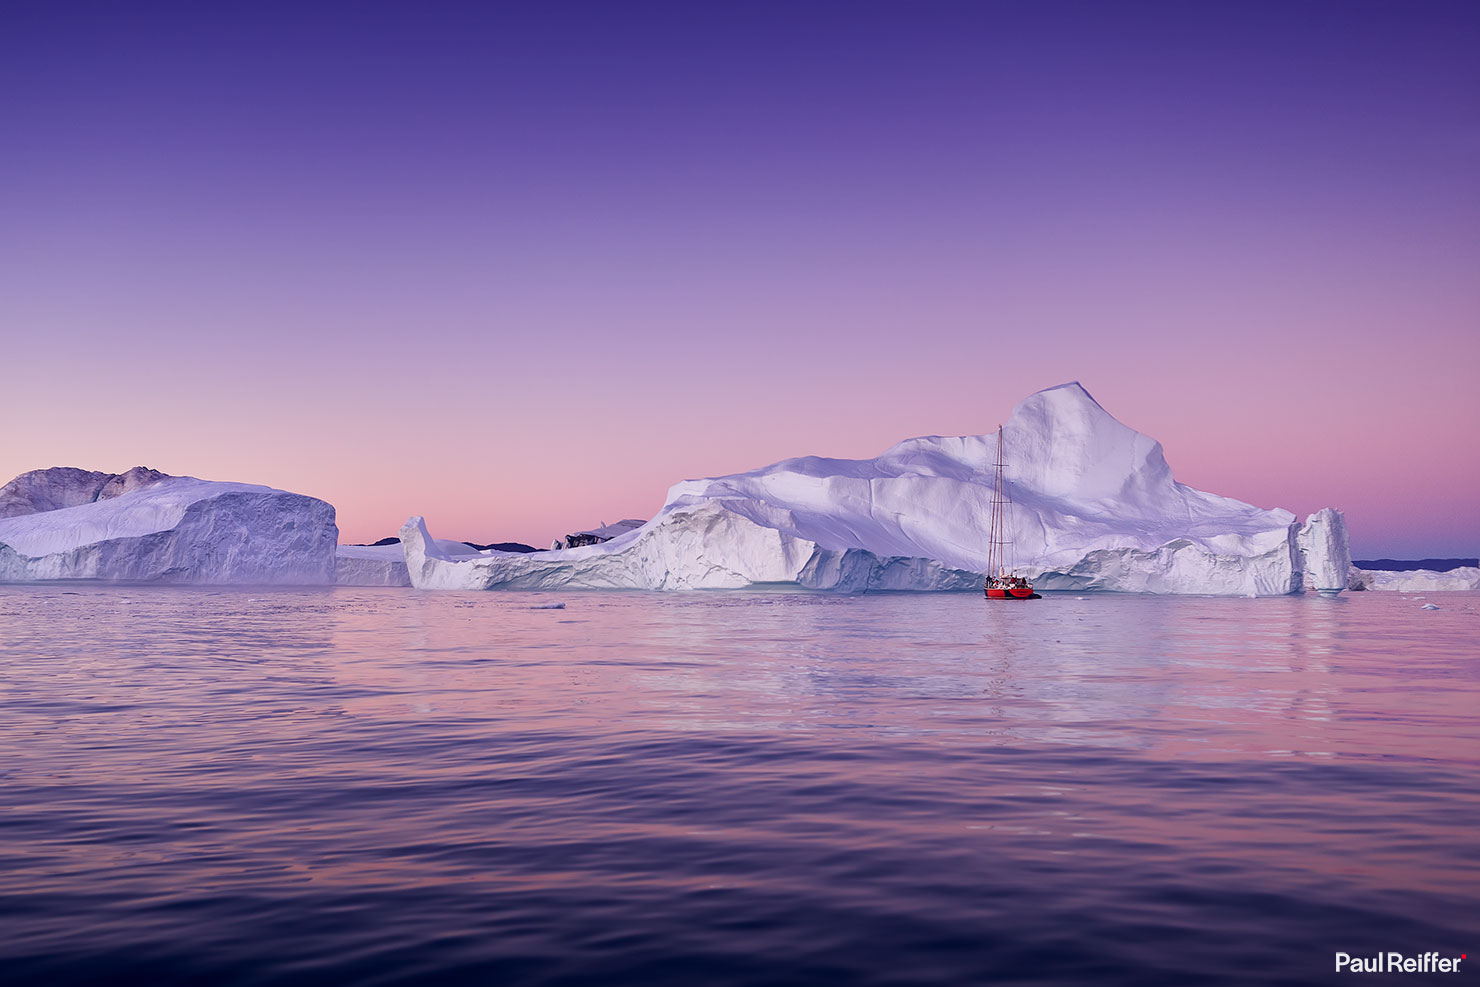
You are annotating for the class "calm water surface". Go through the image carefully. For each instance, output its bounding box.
[0,586,1476,986]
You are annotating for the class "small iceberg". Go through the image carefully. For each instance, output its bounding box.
[530,602,567,610]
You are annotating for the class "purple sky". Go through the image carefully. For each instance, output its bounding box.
[2,1,1477,556]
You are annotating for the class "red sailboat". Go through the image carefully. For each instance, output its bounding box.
[984,424,1040,600]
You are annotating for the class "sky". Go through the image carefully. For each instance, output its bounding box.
[1,1,1476,557]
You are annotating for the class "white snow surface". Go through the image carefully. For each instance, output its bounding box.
[402,382,1349,595]
[0,476,337,584]
[1349,567,1480,592]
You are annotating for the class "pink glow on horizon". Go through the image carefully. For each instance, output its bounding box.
[3,302,1475,558]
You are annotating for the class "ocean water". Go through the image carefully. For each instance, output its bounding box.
[0,585,1476,986]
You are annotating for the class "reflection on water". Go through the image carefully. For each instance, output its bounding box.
[0,586,1476,986]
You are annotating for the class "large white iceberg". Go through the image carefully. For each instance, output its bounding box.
[0,470,337,584]
[402,382,1349,595]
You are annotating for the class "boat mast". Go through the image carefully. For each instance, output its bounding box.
[983,423,1036,599]
[988,424,1009,579]
[1004,426,1015,576]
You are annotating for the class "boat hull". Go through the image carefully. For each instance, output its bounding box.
[985,587,1040,600]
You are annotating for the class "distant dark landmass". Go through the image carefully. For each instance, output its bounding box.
[1352,558,1477,572]
[354,536,538,554]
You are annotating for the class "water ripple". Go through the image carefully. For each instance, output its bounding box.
[0,586,1476,985]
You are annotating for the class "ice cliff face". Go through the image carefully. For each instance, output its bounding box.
[1297,508,1352,593]
[336,544,411,586]
[402,382,1350,595]
[0,475,337,584]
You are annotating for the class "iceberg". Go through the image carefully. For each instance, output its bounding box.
[1348,567,1480,592]
[335,544,411,586]
[0,470,337,584]
[402,383,1349,595]
[402,505,983,591]
[335,537,481,587]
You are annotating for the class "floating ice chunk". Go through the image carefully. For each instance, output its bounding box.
[1349,567,1480,592]
[0,475,337,584]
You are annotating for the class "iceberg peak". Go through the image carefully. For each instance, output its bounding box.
[1021,379,1097,405]
[1003,382,1172,504]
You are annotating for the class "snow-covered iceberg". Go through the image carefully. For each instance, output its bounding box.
[1348,567,1480,592]
[0,469,337,584]
[402,383,1349,595]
